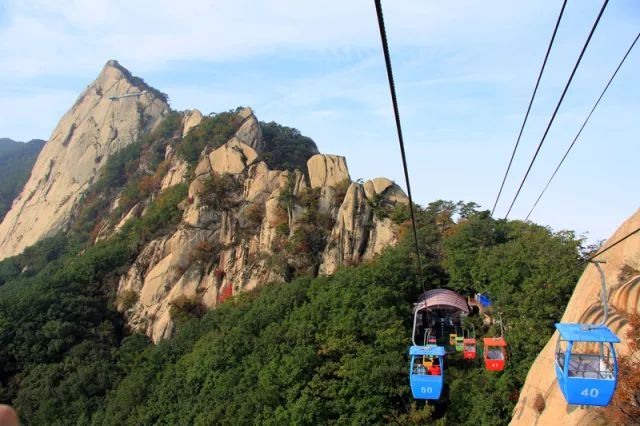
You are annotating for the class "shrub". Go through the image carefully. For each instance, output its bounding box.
[244,203,265,228]
[169,294,206,319]
[269,205,288,228]
[260,121,319,173]
[317,212,335,231]
[177,111,244,164]
[278,174,296,212]
[618,264,639,283]
[201,173,241,210]
[188,240,218,266]
[367,193,389,220]
[275,222,290,238]
[602,314,640,424]
[532,393,545,414]
[333,178,351,207]
[120,183,187,241]
[389,203,411,225]
[117,290,139,311]
[297,187,320,210]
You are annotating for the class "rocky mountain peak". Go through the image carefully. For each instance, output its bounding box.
[0,60,170,260]
[0,60,409,343]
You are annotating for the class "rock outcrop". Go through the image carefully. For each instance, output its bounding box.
[0,60,170,260]
[235,107,264,153]
[0,61,407,342]
[182,109,203,137]
[118,143,408,341]
[160,145,189,190]
[511,209,640,425]
[307,154,350,188]
[319,178,407,275]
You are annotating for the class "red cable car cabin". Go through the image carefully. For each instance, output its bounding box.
[463,338,477,360]
[483,337,507,371]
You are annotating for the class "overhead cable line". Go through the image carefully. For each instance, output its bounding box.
[526,32,640,221]
[491,0,568,217]
[586,225,640,263]
[503,0,610,219]
[373,0,424,285]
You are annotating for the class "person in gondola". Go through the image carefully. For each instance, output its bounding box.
[488,347,504,360]
[428,357,441,376]
[414,358,427,375]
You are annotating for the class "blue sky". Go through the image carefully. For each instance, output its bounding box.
[0,0,638,243]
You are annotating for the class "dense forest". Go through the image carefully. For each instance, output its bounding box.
[0,138,45,220]
[0,113,588,425]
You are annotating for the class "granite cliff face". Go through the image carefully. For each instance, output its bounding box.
[511,209,640,425]
[116,110,408,340]
[0,60,170,260]
[0,61,408,342]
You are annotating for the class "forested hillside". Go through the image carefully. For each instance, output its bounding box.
[0,72,586,424]
[0,174,585,425]
[0,138,45,220]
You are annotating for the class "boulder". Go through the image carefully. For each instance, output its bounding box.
[209,138,258,175]
[319,178,407,275]
[307,154,350,188]
[182,109,203,137]
[234,107,265,153]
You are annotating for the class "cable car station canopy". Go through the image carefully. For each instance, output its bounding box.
[414,289,470,315]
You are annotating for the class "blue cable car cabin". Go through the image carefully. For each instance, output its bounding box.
[554,323,620,406]
[409,345,445,400]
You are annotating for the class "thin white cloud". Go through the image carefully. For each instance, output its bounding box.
[0,0,546,79]
[0,0,638,243]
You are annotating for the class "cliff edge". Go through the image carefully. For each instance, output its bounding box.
[0,60,170,260]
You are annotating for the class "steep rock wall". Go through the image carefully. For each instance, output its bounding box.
[511,209,640,425]
[117,128,408,341]
[0,60,170,259]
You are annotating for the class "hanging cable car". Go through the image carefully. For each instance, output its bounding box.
[456,336,464,352]
[449,333,457,347]
[554,260,621,406]
[483,314,507,371]
[483,337,507,371]
[455,326,464,352]
[463,325,477,360]
[409,345,445,400]
[410,306,446,400]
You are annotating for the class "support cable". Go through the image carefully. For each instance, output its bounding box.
[491,0,568,216]
[374,0,424,286]
[586,226,640,263]
[504,0,610,219]
[525,32,640,220]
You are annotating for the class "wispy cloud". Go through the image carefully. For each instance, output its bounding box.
[0,0,638,242]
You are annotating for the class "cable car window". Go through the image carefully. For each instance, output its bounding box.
[568,341,614,379]
[555,338,569,369]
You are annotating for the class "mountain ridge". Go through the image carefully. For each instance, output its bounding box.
[0,138,46,221]
[0,61,410,342]
[0,61,171,259]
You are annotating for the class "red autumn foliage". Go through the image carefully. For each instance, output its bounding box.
[602,314,640,424]
[217,283,233,304]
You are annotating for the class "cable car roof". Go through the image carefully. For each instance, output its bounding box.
[409,345,446,357]
[555,323,621,343]
[482,337,507,347]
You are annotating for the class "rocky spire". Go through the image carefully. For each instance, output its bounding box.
[0,60,170,260]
